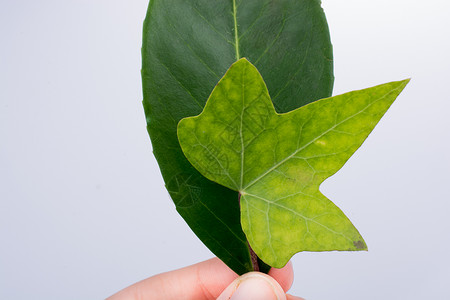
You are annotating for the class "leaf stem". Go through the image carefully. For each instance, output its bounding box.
[247,241,260,272]
[239,193,259,272]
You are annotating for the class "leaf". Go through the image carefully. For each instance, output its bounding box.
[142,0,334,273]
[178,58,409,268]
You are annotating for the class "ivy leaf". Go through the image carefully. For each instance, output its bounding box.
[142,0,334,273]
[178,58,409,267]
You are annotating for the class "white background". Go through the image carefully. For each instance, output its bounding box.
[1,0,449,299]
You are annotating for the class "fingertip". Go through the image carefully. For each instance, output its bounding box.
[194,257,239,298]
[217,272,286,300]
[268,261,294,292]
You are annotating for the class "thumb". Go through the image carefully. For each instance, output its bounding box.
[216,272,286,300]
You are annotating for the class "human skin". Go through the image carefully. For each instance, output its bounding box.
[106,258,304,300]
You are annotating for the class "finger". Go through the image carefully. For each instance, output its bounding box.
[106,258,238,300]
[216,272,286,300]
[268,261,294,292]
[106,257,295,300]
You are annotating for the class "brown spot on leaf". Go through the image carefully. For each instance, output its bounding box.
[353,240,366,250]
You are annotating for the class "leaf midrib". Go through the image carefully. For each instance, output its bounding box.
[233,0,240,60]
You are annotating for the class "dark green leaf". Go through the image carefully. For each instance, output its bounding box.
[142,0,333,274]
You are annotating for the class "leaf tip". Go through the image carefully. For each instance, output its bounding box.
[402,77,411,86]
[234,57,253,69]
[237,57,250,63]
[353,240,368,251]
[395,78,411,91]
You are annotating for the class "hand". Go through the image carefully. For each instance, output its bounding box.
[107,257,304,300]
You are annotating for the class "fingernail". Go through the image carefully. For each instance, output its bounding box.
[230,273,284,300]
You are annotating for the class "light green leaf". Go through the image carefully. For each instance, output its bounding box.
[178,58,409,267]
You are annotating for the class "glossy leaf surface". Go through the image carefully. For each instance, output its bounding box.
[178,59,409,267]
[142,0,334,273]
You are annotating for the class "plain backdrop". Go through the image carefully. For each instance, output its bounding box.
[1,0,449,299]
